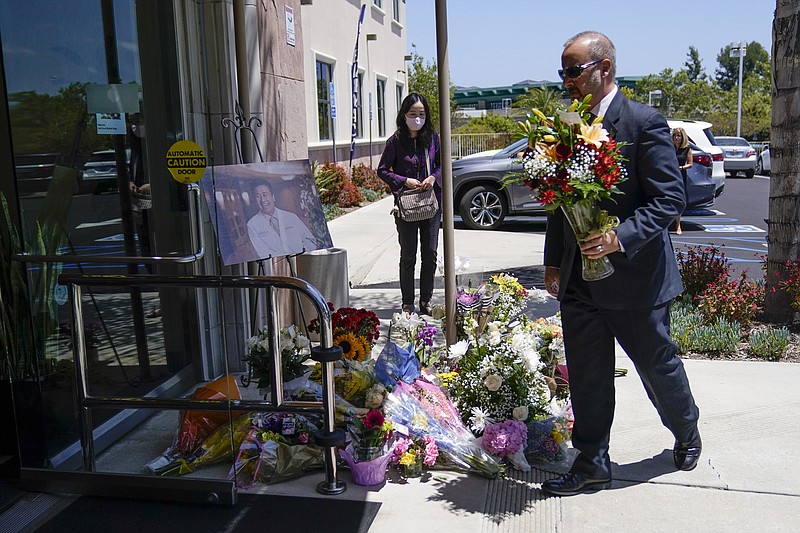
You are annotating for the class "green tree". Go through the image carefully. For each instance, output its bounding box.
[631,68,715,120]
[407,45,456,131]
[512,86,567,117]
[715,41,770,92]
[453,114,517,134]
[684,46,706,82]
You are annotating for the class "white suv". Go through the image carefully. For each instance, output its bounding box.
[667,119,725,197]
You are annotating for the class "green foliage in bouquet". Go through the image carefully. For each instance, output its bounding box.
[243,325,311,389]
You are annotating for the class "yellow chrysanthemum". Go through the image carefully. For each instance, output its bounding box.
[578,123,609,147]
[333,331,369,362]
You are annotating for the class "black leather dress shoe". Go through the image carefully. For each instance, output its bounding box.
[673,440,702,471]
[541,472,611,497]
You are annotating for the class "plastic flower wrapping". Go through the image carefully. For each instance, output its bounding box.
[525,416,572,466]
[387,311,443,369]
[383,379,503,479]
[507,95,628,212]
[229,413,324,488]
[482,419,530,472]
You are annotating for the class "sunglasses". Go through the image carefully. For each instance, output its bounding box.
[558,59,602,80]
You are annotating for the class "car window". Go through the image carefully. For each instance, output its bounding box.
[702,127,717,146]
[716,137,750,147]
[498,138,528,158]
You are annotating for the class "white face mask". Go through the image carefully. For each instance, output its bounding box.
[406,116,424,132]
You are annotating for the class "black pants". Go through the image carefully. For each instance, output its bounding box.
[561,273,700,479]
[395,210,441,308]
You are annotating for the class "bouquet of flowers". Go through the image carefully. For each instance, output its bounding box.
[308,303,380,362]
[389,311,442,368]
[349,409,393,460]
[383,380,502,478]
[391,435,439,477]
[447,319,552,428]
[510,95,628,281]
[243,324,311,389]
[482,419,530,472]
[525,416,571,466]
[531,314,568,396]
[229,414,324,487]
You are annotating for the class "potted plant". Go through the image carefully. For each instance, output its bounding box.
[1,192,64,470]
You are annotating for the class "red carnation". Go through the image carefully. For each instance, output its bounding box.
[555,143,572,161]
[540,190,556,204]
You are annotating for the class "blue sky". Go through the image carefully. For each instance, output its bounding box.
[406,0,775,88]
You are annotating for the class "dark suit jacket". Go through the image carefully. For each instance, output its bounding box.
[544,91,685,310]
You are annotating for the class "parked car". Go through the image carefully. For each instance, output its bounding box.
[452,138,540,230]
[756,147,770,175]
[667,119,725,197]
[13,152,67,196]
[80,149,129,194]
[451,138,714,230]
[714,136,757,178]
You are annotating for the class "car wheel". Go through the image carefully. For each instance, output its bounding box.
[744,169,755,179]
[756,158,764,175]
[459,184,507,230]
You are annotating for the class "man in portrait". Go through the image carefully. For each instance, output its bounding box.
[246,180,318,258]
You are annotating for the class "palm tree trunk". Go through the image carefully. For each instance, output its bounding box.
[765,0,800,323]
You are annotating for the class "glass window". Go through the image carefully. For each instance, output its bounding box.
[393,0,401,22]
[316,60,333,141]
[376,78,386,137]
[373,0,383,9]
[396,84,403,117]
[355,73,364,139]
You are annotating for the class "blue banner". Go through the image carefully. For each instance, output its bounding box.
[349,4,366,168]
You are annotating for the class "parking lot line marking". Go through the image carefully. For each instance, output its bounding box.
[701,224,765,233]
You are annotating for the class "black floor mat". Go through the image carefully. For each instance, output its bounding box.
[35,492,380,533]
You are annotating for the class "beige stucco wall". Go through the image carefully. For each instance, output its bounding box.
[300,0,407,168]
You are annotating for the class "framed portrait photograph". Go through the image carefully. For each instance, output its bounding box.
[201,160,333,265]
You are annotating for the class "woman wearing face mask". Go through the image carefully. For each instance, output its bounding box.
[377,92,442,315]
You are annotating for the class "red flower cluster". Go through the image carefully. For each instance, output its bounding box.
[307,302,380,344]
[363,409,385,429]
[591,139,623,190]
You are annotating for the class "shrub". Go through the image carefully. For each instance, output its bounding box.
[748,327,790,361]
[351,163,389,193]
[337,180,365,208]
[322,203,343,221]
[696,273,764,326]
[686,317,742,354]
[315,162,349,205]
[670,301,704,354]
[360,187,382,203]
[676,245,730,299]
[778,259,800,314]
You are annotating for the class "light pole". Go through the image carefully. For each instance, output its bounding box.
[366,34,377,167]
[648,89,662,107]
[730,41,747,137]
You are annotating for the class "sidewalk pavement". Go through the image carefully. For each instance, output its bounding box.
[305,196,800,532]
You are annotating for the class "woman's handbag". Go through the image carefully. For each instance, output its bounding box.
[396,146,438,222]
[397,188,438,222]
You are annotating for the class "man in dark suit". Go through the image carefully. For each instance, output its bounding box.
[541,31,702,497]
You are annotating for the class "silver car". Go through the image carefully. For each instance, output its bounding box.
[451,139,714,230]
[715,136,757,179]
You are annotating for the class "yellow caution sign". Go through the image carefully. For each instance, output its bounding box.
[166,140,207,184]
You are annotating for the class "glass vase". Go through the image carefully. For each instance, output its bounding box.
[354,445,383,462]
[561,200,615,281]
[400,460,424,478]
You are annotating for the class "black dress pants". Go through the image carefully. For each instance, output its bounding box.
[395,210,441,308]
[560,272,700,478]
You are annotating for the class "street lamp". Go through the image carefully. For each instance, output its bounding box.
[730,41,747,137]
[648,89,662,107]
[366,34,377,167]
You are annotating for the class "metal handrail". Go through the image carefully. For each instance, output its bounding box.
[62,273,346,497]
[14,183,205,265]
